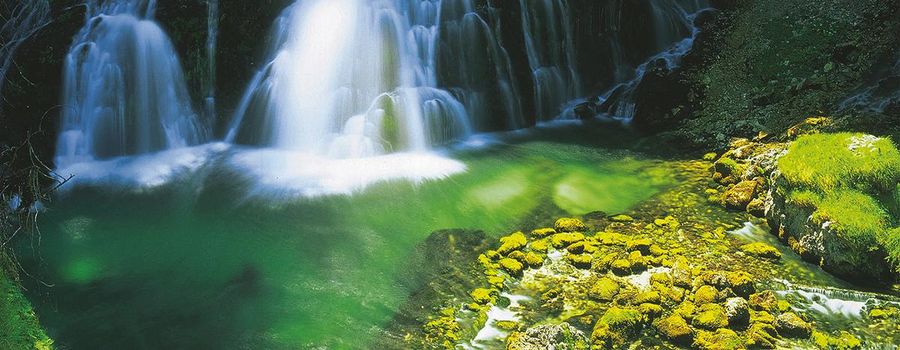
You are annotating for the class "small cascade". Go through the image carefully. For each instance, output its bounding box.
[596,2,708,121]
[55,0,207,169]
[0,0,50,99]
[519,0,582,121]
[205,0,219,121]
[839,49,900,113]
[436,0,525,130]
[227,0,472,158]
[773,279,900,318]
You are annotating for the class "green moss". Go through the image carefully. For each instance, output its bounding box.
[779,133,900,192]
[470,288,496,305]
[811,189,886,251]
[813,330,862,350]
[497,231,528,255]
[590,277,620,302]
[693,328,743,350]
[599,307,645,336]
[740,242,782,260]
[693,304,729,330]
[0,257,53,350]
[554,218,586,233]
[655,314,693,344]
[551,232,586,248]
[499,258,524,276]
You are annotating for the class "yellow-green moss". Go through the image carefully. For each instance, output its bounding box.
[812,330,862,350]
[590,277,620,301]
[554,218,586,233]
[779,133,900,192]
[655,314,693,344]
[499,258,524,276]
[693,304,729,330]
[0,256,53,350]
[551,232,586,248]
[740,242,782,260]
[497,231,528,255]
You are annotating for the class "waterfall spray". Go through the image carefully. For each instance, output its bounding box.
[55,0,208,168]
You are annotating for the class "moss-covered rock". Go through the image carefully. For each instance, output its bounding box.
[812,330,861,350]
[745,322,778,349]
[724,180,758,210]
[775,312,812,339]
[599,307,645,337]
[498,231,528,255]
[564,254,592,269]
[748,291,778,312]
[507,323,588,350]
[590,277,620,302]
[726,271,755,297]
[740,243,782,260]
[724,297,750,327]
[655,314,693,345]
[554,218,586,233]
[530,228,556,238]
[500,258,525,276]
[551,232,586,248]
[693,328,743,350]
[470,288,496,305]
[693,303,729,330]
[695,285,720,305]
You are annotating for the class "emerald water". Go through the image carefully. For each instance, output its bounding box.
[18,126,676,349]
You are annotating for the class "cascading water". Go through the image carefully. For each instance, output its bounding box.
[436,0,525,131]
[55,0,207,169]
[519,0,582,121]
[205,0,219,121]
[840,49,900,113]
[592,0,708,121]
[0,0,50,101]
[227,0,472,158]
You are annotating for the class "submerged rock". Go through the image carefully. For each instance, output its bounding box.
[723,180,758,210]
[693,303,729,330]
[554,218,586,233]
[775,312,812,339]
[740,242,781,260]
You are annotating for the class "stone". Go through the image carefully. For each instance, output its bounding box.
[565,254,592,269]
[748,291,778,312]
[625,238,653,254]
[694,285,719,305]
[634,291,662,305]
[655,314,693,344]
[693,303,729,330]
[524,252,544,267]
[746,323,778,349]
[775,312,812,339]
[500,258,524,276]
[599,307,645,336]
[497,231,528,255]
[507,323,589,350]
[740,243,782,260]
[551,232,586,248]
[470,288,495,305]
[746,198,766,217]
[590,277,620,301]
[723,181,758,210]
[726,271,755,297]
[724,297,750,327]
[693,329,743,350]
[554,218,586,233]
[611,259,632,276]
[638,303,664,320]
[531,228,556,238]
[610,214,634,222]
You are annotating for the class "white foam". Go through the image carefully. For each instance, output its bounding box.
[225,148,466,199]
[626,267,671,290]
[55,143,228,191]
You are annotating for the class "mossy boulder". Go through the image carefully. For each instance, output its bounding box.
[554,218,586,233]
[599,307,645,337]
[748,291,778,312]
[740,243,782,260]
[498,231,528,255]
[723,181,758,210]
[726,272,755,297]
[507,323,588,350]
[564,254,592,269]
[531,228,556,238]
[610,214,634,223]
[811,330,861,350]
[524,252,544,267]
[625,238,653,254]
[695,285,720,304]
[590,277,620,301]
[724,297,750,327]
[500,258,525,276]
[551,232,586,248]
[746,322,778,349]
[769,133,900,283]
[470,288,496,305]
[775,312,812,339]
[693,303,729,330]
[655,314,693,345]
[610,258,632,276]
[693,328,743,350]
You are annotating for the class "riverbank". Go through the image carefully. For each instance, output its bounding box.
[405,133,900,349]
[0,252,53,350]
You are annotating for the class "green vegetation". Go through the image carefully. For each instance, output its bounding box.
[674,0,900,147]
[777,133,900,272]
[778,133,900,192]
[0,254,52,350]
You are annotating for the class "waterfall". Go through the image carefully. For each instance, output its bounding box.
[205,0,219,121]
[227,0,472,158]
[596,1,708,121]
[839,49,900,113]
[55,0,208,168]
[0,0,50,102]
[519,0,582,121]
[436,0,525,131]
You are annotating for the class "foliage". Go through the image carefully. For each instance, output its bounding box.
[778,133,900,192]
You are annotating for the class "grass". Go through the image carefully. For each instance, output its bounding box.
[778,133,900,272]
[778,133,900,192]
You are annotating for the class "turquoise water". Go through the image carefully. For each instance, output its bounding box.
[18,126,678,349]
